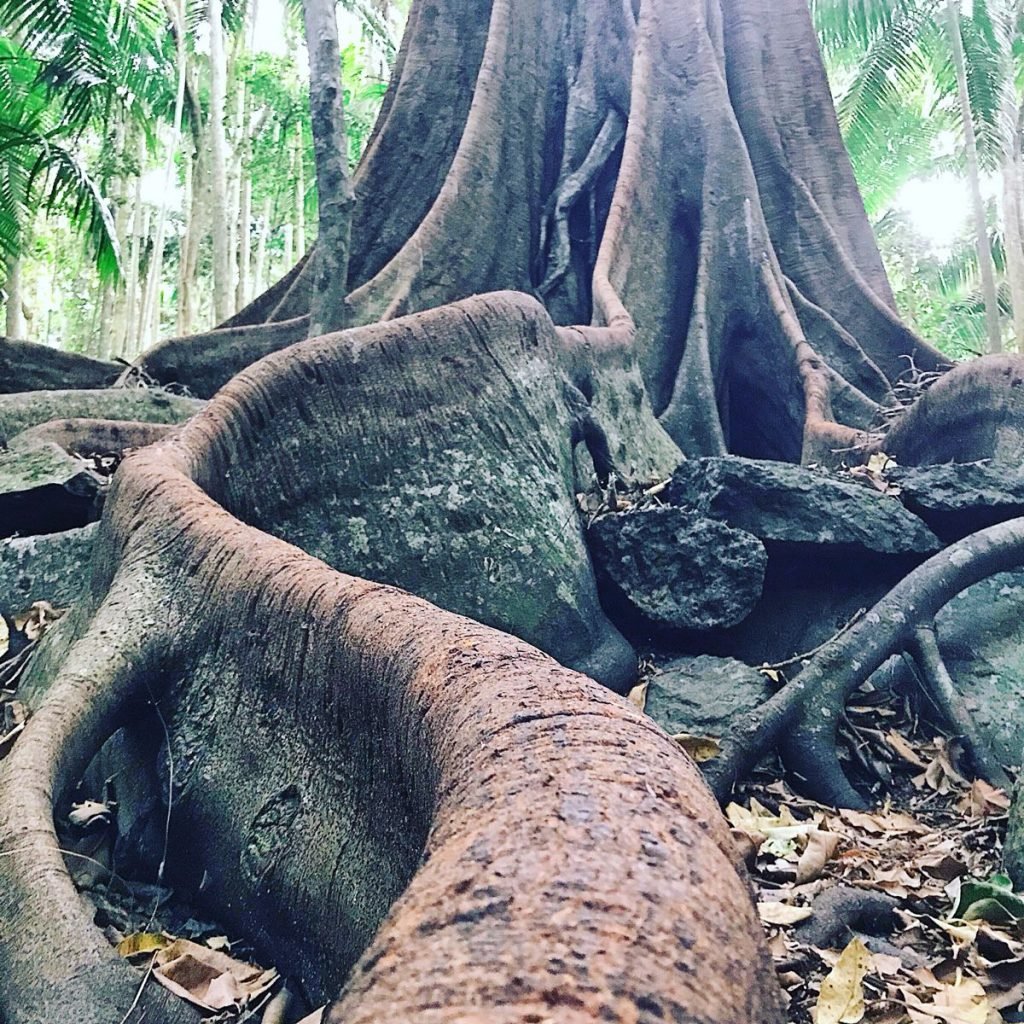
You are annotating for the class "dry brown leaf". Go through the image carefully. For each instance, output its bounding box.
[870,952,904,977]
[116,932,170,958]
[814,936,871,1024]
[671,732,721,762]
[902,972,992,1024]
[758,902,814,926]
[627,681,648,711]
[797,830,841,884]
[885,730,928,769]
[957,780,1011,818]
[152,938,278,1012]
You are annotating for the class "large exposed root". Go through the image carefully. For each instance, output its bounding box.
[0,337,120,393]
[704,515,1024,808]
[0,389,202,441]
[0,294,783,1023]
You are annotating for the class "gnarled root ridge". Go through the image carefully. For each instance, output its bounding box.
[0,293,782,1023]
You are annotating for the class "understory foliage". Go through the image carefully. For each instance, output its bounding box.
[0,0,406,354]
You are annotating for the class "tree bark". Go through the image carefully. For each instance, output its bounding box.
[208,0,233,324]
[8,0,1024,1019]
[4,257,25,340]
[946,0,1003,354]
[298,0,353,339]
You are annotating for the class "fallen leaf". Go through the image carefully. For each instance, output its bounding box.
[116,932,171,958]
[884,731,928,769]
[958,780,1010,818]
[670,732,721,762]
[758,902,814,926]
[797,830,841,883]
[815,937,871,1024]
[152,938,278,1012]
[902,971,991,1024]
[627,681,648,711]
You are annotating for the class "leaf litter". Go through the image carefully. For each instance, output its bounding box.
[733,721,1019,1024]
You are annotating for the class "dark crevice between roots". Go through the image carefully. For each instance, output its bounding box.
[649,202,702,418]
[0,487,99,539]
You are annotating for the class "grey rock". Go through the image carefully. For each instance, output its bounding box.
[890,461,1024,541]
[588,506,766,630]
[645,655,774,738]
[0,441,104,538]
[0,523,97,616]
[664,456,941,556]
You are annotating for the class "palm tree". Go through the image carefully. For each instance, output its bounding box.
[0,0,170,316]
[812,0,1014,354]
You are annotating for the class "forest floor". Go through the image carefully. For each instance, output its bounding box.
[734,688,1019,1024]
[2,606,1020,1024]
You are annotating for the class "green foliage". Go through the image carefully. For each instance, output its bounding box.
[0,0,170,278]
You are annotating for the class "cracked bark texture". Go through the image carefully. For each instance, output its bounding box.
[0,295,783,1023]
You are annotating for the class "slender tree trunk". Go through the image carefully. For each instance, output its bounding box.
[254,194,272,296]
[123,206,152,358]
[4,258,25,339]
[123,145,147,357]
[301,0,355,335]
[238,172,253,309]
[178,148,195,336]
[1002,155,1024,349]
[294,122,307,258]
[208,0,233,323]
[946,0,1003,353]
[142,0,187,351]
[283,221,294,272]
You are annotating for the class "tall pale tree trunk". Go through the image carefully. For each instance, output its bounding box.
[122,144,148,357]
[4,258,25,339]
[294,122,307,258]
[142,0,188,353]
[208,0,233,323]
[946,0,1003,353]
[301,0,355,335]
[177,148,196,336]
[254,194,272,296]
[237,172,253,308]
[1002,154,1024,349]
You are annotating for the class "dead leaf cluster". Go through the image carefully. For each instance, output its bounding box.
[737,725,1020,1024]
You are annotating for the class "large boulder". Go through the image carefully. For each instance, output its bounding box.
[664,456,941,557]
[935,570,1024,769]
[0,525,97,617]
[891,462,1024,541]
[0,442,104,539]
[588,507,766,630]
[644,655,774,739]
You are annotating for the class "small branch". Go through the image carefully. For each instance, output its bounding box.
[761,609,865,672]
[539,110,626,298]
[908,624,1012,791]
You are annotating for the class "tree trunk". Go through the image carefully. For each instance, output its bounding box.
[946,0,1003,354]
[4,258,25,339]
[253,193,272,297]
[1002,154,1024,349]
[302,0,355,335]
[176,146,196,336]
[294,121,307,259]
[8,0,1024,1020]
[208,0,233,323]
